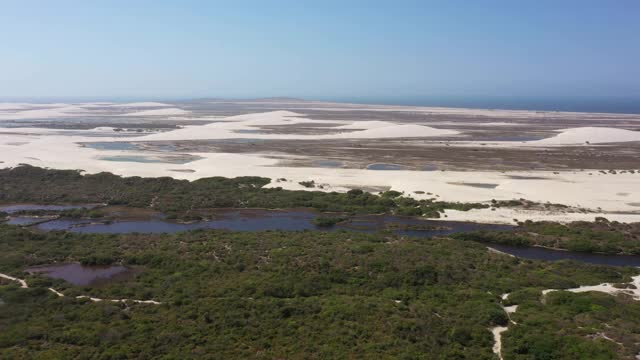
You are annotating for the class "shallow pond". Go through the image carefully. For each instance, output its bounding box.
[367,163,408,171]
[82,142,140,151]
[312,160,344,168]
[26,264,130,286]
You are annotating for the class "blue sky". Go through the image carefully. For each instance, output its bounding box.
[1,0,639,100]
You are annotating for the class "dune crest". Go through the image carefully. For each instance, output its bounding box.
[533,127,640,145]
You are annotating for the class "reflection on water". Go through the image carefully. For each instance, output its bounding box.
[26,263,130,286]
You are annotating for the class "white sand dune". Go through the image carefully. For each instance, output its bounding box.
[533,127,640,145]
[335,120,396,129]
[0,105,90,120]
[441,207,640,225]
[139,111,458,141]
[0,102,71,110]
[292,105,640,121]
[0,103,33,111]
[121,108,191,116]
[111,102,172,107]
[75,102,115,107]
[227,111,305,126]
[226,110,303,121]
[336,124,458,139]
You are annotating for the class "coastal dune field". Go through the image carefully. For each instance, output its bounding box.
[1,99,639,224]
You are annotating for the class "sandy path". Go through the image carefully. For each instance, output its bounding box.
[0,272,161,305]
[0,273,28,288]
[489,292,519,360]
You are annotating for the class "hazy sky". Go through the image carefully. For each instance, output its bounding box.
[1,0,639,99]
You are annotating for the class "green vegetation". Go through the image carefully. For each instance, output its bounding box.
[7,208,102,219]
[298,180,316,188]
[313,215,349,227]
[0,224,638,358]
[454,220,640,255]
[2,166,640,358]
[0,165,487,220]
[492,199,570,209]
[503,290,640,360]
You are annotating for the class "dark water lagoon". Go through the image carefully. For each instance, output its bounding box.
[489,244,640,267]
[34,209,510,236]
[6,205,640,267]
